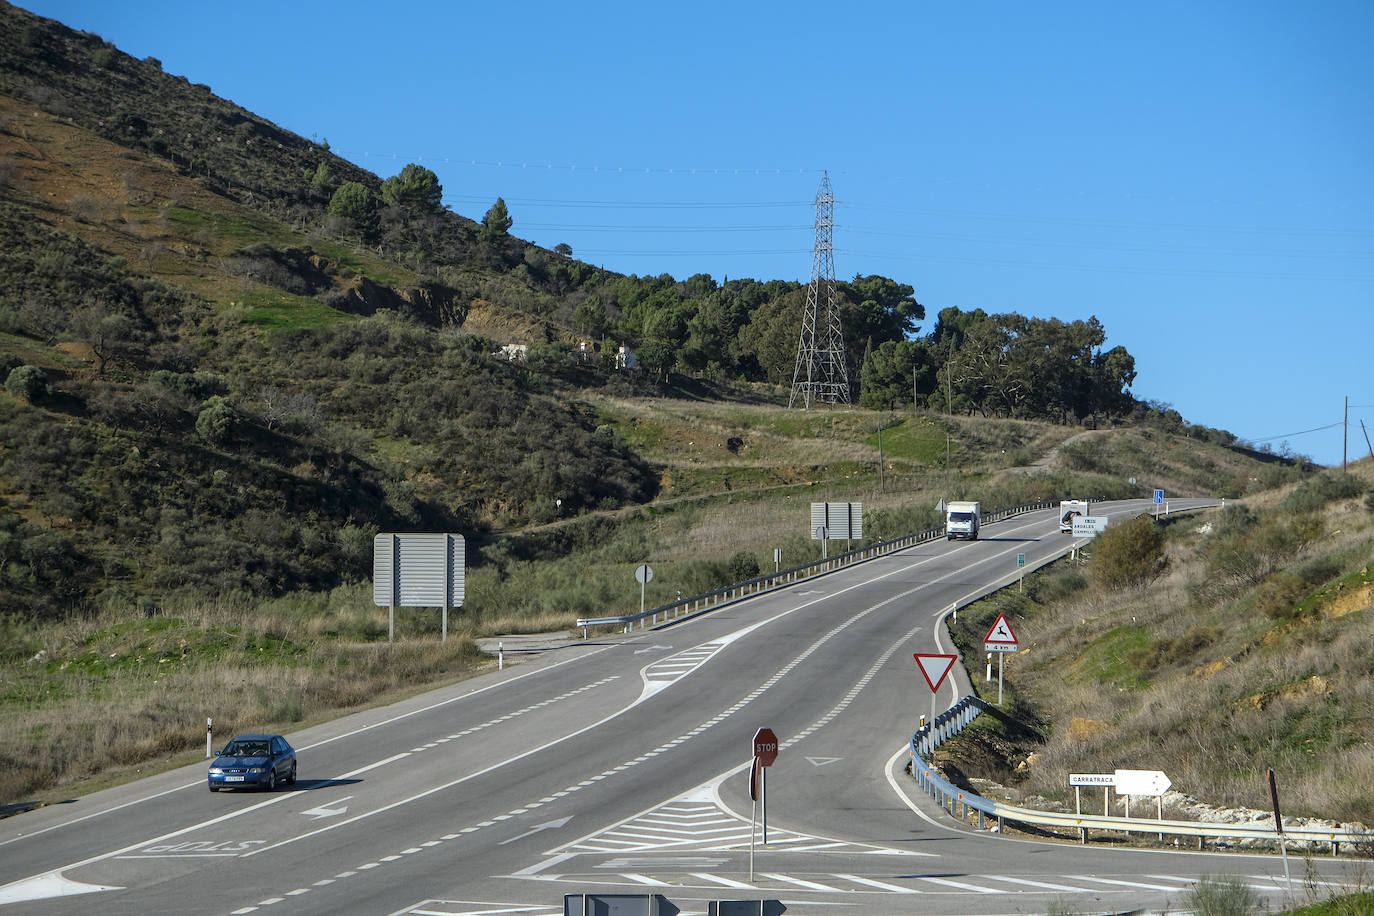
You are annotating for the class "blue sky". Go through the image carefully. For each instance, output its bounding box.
[19,1,1374,467]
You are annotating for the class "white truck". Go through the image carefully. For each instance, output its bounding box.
[945,501,981,540]
[1059,499,1091,533]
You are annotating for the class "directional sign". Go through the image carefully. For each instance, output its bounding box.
[913,653,958,693]
[1069,774,1116,787]
[753,727,779,767]
[1072,515,1109,537]
[1153,489,1165,504]
[1114,768,1171,796]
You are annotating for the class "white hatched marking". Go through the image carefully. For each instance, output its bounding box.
[920,876,1002,893]
[987,875,1086,892]
[690,873,757,889]
[835,874,918,893]
[1074,875,1187,891]
[761,873,842,891]
[622,873,666,886]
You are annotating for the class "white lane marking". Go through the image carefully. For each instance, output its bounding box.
[406,905,554,915]
[836,873,918,893]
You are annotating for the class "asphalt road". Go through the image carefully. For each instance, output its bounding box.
[2,498,1362,916]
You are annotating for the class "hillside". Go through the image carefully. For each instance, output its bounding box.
[4,1,1366,816]
[943,462,1374,823]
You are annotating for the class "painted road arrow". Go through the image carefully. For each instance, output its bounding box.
[498,816,573,846]
[301,796,352,819]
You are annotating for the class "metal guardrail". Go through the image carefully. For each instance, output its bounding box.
[908,695,1368,855]
[577,499,1063,632]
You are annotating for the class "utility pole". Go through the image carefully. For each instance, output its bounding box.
[1344,395,1348,471]
[789,171,850,408]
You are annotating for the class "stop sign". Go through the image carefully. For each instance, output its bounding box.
[753,727,778,767]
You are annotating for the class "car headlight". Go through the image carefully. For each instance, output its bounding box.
[208,767,223,774]
[248,767,266,773]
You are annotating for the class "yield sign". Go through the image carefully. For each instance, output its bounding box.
[984,614,1018,646]
[913,653,958,693]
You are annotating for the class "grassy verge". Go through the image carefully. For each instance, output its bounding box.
[940,468,1374,823]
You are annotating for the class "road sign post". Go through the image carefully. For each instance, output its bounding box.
[914,653,958,738]
[983,614,1019,705]
[750,727,779,878]
[1070,773,1115,816]
[634,564,653,625]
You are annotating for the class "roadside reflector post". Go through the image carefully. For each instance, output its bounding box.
[499,641,504,671]
[206,717,213,758]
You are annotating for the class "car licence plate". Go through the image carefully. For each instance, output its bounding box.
[225,776,245,782]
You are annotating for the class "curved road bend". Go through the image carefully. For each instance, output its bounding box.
[2,498,1357,915]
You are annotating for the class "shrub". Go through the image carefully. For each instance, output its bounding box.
[1282,471,1365,513]
[1090,515,1166,590]
[195,395,239,446]
[6,365,54,402]
[1182,874,1258,916]
[726,550,761,583]
[1255,571,1308,620]
[0,353,23,377]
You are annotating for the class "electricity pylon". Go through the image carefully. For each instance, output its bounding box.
[789,171,850,408]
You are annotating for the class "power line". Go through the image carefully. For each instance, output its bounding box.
[1248,421,1344,442]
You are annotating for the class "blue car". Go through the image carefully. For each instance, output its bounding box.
[208,734,297,792]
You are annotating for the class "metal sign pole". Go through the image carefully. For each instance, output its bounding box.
[998,652,1005,706]
[761,766,768,846]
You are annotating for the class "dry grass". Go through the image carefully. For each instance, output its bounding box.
[978,474,1374,823]
[0,598,486,805]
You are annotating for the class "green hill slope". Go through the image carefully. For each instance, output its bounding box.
[2,0,1360,813]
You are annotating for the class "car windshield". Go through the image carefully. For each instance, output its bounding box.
[950,512,974,522]
[224,741,270,757]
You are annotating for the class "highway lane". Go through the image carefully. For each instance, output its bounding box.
[4,498,1359,915]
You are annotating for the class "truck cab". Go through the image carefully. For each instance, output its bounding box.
[946,501,981,540]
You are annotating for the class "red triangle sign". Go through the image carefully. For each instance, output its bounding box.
[914,653,958,693]
[984,614,1018,645]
